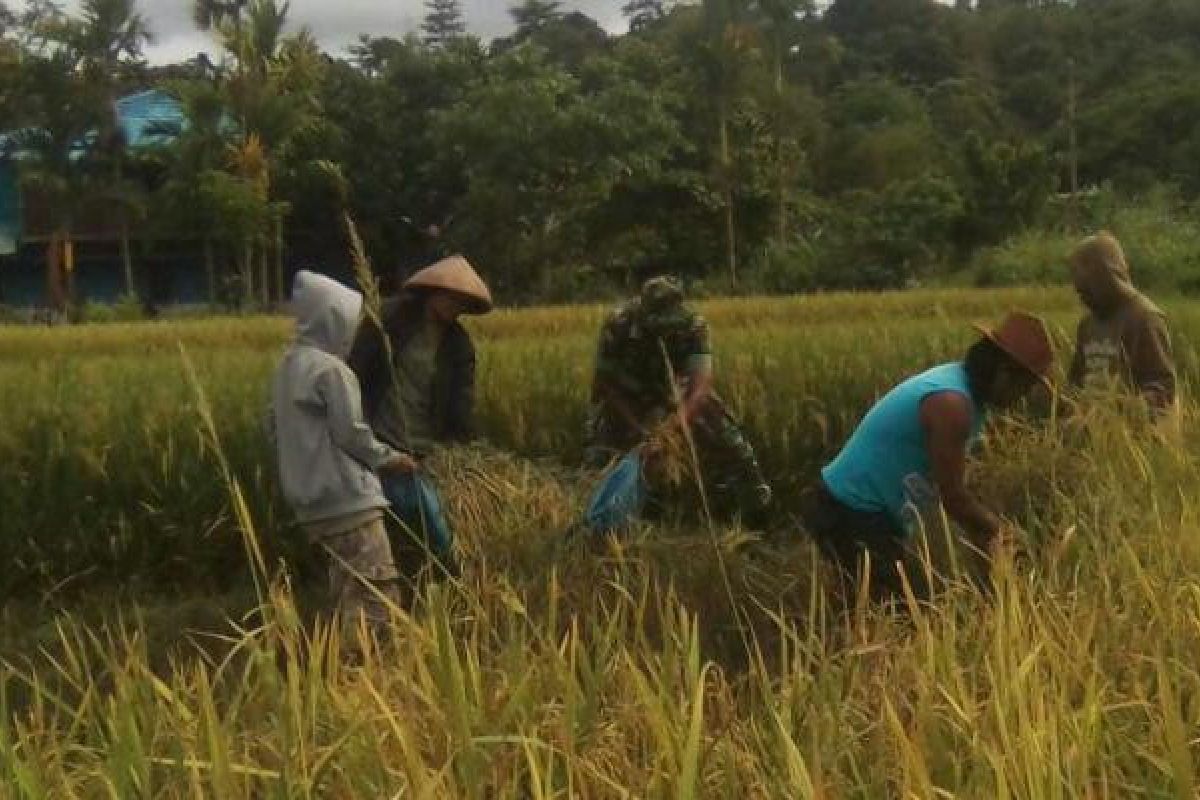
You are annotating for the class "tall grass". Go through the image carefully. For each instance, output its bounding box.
[1,288,1199,795]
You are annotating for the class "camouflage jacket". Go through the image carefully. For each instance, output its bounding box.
[590,300,712,411]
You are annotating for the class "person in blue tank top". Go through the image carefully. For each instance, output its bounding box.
[805,312,1054,599]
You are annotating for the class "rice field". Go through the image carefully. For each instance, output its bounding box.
[3,287,1200,797]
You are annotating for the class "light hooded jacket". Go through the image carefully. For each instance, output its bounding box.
[1068,234,1177,413]
[270,271,401,526]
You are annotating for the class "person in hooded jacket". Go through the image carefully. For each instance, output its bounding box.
[1067,231,1177,416]
[269,270,415,639]
[348,255,494,579]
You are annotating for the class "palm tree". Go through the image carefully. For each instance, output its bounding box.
[75,0,153,299]
[12,46,107,313]
[192,0,324,305]
[193,0,248,33]
[76,0,151,76]
[152,81,230,303]
[13,0,153,309]
[0,4,20,125]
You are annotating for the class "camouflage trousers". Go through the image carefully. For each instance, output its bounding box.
[309,516,401,640]
[585,394,772,520]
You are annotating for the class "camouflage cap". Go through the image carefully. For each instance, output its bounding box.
[637,276,692,332]
[640,276,684,312]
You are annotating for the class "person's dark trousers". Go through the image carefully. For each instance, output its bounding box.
[802,481,923,602]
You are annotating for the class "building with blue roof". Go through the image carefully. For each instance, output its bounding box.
[0,88,208,309]
[116,89,186,149]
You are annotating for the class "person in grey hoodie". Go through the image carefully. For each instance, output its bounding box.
[270,270,416,638]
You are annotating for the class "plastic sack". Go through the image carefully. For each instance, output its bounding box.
[383,471,453,559]
[585,450,647,534]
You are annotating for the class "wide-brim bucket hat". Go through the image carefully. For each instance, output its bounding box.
[972,311,1055,388]
[403,255,494,315]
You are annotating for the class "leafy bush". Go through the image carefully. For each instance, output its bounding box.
[971,188,1200,291]
[743,238,818,294]
[75,294,147,324]
[816,174,965,289]
[970,229,1078,287]
[1105,195,1200,291]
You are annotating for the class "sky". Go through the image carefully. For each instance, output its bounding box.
[60,0,629,65]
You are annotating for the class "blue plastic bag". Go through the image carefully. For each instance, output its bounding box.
[585,450,647,534]
[383,472,453,559]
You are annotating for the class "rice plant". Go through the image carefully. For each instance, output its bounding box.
[1,287,1199,796]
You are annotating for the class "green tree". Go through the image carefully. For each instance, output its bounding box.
[756,0,814,244]
[192,0,247,33]
[623,0,667,32]
[956,132,1053,249]
[819,78,942,194]
[820,173,964,288]
[193,0,327,305]
[824,0,971,87]
[0,2,20,124]
[422,0,465,49]
[433,45,681,296]
[509,0,562,41]
[153,80,236,303]
[327,34,483,282]
[12,49,106,312]
[74,0,153,298]
[12,0,150,311]
[699,0,760,285]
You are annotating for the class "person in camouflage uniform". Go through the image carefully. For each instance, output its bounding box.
[585,276,773,523]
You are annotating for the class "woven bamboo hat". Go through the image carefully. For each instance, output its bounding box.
[403,255,493,314]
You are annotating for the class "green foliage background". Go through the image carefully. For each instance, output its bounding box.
[9,0,1200,300]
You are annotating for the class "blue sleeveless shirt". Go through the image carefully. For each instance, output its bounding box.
[821,363,984,529]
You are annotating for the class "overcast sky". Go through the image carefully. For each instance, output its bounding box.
[57,1,627,64]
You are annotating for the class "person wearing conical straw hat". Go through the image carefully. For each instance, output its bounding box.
[348,254,493,582]
[804,312,1054,601]
[1067,231,1177,419]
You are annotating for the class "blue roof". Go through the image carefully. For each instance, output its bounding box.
[0,88,185,160]
[0,89,185,252]
[115,89,186,149]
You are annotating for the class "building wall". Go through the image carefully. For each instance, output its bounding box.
[0,242,210,309]
[0,162,18,256]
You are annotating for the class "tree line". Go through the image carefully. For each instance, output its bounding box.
[2,0,1199,306]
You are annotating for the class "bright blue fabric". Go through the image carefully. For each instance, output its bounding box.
[821,363,983,527]
[586,450,647,534]
[382,472,453,558]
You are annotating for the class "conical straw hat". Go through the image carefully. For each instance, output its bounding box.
[403,255,493,314]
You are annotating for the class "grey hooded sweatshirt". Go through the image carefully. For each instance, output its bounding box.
[270,271,401,526]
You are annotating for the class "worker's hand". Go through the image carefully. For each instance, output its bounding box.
[1056,405,1091,439]
[989,520,1029,565]
[677,391,707,426]
[381,453,419,475]
[641,438,664,466]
